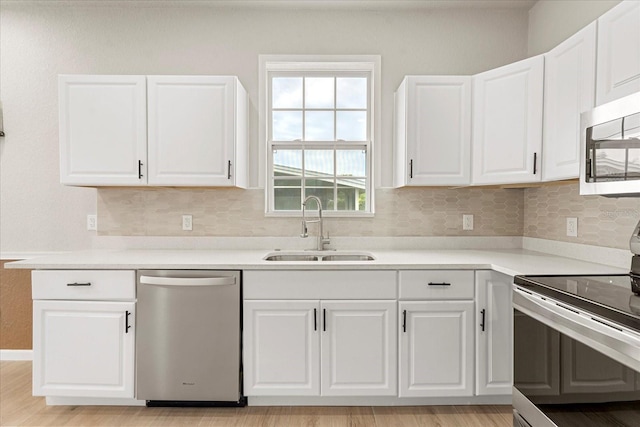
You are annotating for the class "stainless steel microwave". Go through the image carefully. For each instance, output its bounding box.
[580,92,640,197]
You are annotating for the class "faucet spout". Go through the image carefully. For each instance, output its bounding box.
[301,195,330,250]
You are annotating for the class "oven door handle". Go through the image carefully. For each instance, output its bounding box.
[513,285,640,372]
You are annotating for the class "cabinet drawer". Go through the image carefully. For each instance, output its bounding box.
[399,270,474,300]
[32,270,135,300]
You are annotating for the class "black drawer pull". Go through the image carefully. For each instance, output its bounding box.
[125,311,131,334]
[323,309,326,332]
[138,160,144,179]
[480,309,486,332]
[314,308,317,331]
[428,282,451,286]
[66,282,92,287]
[402,310,407,333]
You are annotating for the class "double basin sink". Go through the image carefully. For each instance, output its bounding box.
[264,251,375,262]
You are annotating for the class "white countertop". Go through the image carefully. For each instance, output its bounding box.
[4,248,627,277]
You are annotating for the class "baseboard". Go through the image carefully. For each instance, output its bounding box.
[247,395,512,406]
[0,349,33,361]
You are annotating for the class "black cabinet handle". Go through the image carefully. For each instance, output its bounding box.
[138,160,144,179]
[428,282,451,286]
[409,159,413,179]
[66,282,91,287]
[323,309,326,332]
[480,309,486,332]
[227,160,232,179]
[402,310,407,333]
[314,308,317,331]
[533,153,537,175]
[125,310,131,334]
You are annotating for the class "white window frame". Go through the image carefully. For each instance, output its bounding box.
[259,55,380,217]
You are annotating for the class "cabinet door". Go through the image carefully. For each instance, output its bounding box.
[394,76,471,187]
[321,300,397,396]
[561,336,636,394]
[543,23,596,181]
[243,300,320,396]
[472,56,544,185]
[32,300,135,398]
[147,76,245,187]
[59,75,147,186]
[475,271,513,396]
[596,0,640,105]
[513,310,560,397]
[399,300,474,397]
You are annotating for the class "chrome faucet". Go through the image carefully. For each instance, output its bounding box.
[301,195,330,251]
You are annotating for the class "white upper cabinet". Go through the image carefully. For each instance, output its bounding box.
[59,75,247,187]
[59,75,147,186]
[394,76,471,187]
[472,55,544,185]
[147,76,247,187]
[596,0,640,106]
[542,23,597,181]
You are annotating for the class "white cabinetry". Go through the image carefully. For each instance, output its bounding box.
[393,76,471,187]
[596,0,640,105]
[472,55,544,185]
[147,76,247,187]
[542,23,596,181]
[243,300,319,396]
[243,270,397,397]
[31,270,136,398]
[59,75,247,187]
[398,270,474,397]
[475,271,512,396]
[59,75,147,186]
[321,300,396,396]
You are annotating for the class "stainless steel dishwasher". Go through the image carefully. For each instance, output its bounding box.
[135,270,244,406]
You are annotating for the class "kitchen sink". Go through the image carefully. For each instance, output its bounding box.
[263,254,320,261]
[320,254,375,261]
[263,251,375,262]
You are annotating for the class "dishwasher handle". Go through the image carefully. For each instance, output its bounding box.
[139,275,236,287]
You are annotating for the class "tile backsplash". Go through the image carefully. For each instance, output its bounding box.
[97,187,524,238]
[524,182,640,250]
[97,182,640,250]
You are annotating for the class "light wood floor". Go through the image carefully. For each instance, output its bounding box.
[1,361,512,426]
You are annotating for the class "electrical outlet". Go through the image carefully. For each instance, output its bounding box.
[87,214,97,231]
[463,214,474,231]
[182,215,193,231]
[566,217,578,237]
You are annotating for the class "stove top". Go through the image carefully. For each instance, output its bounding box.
[514,274,640,333]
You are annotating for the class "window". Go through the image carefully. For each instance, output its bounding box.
[262,56,379,216]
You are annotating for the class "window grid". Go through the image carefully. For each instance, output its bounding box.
[267,69,372,215]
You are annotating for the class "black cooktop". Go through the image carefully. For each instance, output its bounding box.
[514,274,640,333]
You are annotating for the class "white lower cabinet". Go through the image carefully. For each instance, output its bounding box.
[475,271,513,396]
[32,300,135,398]
[243,299,397,397]
[321,301,397,396]
[31,270,136,399]
[399,300,474,397]
[242,300,320,396]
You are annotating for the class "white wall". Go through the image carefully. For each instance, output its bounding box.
[528,0,620,55]
[0,1,529,253]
